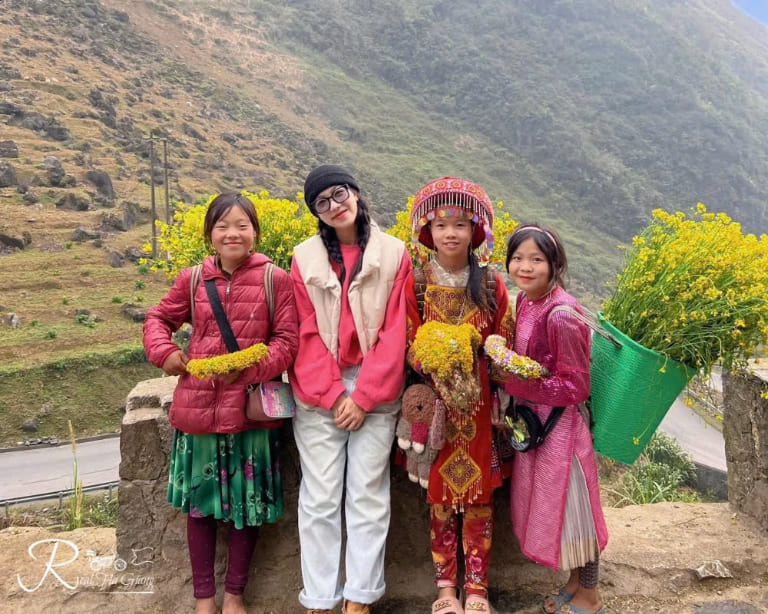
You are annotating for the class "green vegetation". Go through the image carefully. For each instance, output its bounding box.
[0,347,159,447]
[2,494,119,530]
[2,0,767,440]
[607,433,700,506]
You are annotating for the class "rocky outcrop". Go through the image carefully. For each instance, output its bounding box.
[70,226,101,242]
[0,162,17,187]
[723,365,768,532]
[84,169,115,200]
[0,140,19,158]
[56,193,90,211]
[100,201,138,232]
[116,378,768,614]
[43,156,65,186]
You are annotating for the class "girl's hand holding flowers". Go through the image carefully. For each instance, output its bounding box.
[186,343,269,379]
[484,335,549,379]
[412,322,483,409]
[162,349,189,376]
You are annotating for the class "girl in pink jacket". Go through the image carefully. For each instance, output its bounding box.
[143,192,298,614]
[501,225,608,614]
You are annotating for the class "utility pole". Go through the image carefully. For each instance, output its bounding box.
[163,139,171,224]
[148,132,157,258]
[145,131,172,257]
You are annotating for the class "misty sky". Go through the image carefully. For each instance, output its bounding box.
[733,0,768,25]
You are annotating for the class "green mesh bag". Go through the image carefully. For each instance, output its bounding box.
[589,313,697,464]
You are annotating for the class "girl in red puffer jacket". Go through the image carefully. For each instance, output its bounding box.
[143,192,298,614]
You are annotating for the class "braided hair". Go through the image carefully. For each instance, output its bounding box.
[318,193,372,286]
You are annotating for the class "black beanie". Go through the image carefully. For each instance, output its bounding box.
[303,165,360,214]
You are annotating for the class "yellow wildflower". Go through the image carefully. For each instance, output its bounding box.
[187,344,269,378]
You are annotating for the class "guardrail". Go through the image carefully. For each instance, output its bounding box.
[1,480,120,511]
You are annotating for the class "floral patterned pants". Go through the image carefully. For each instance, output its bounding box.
[430,503,493,597]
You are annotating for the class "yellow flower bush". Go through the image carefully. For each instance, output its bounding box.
[143,190,316,279]
[187,343,269,378]
[385,198,518,265]
[603,204,768,372]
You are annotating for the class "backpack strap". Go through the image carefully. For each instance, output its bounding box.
[413,265,427,319]
[189,263,203,323]
[484,267,496,307]
[264,262,275,325]
[547,305,621,348]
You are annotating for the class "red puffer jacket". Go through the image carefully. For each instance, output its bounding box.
[143,253,298,434]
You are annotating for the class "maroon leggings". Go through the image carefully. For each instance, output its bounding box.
[187,515,259,599]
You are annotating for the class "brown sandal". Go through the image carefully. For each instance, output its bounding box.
[342,599,371,614]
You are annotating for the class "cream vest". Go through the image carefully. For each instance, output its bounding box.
[293,224,406,360]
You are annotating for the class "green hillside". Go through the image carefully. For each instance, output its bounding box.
[1,0,767,439]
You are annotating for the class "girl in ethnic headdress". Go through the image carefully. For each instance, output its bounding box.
[405,177,514,614]
[499,225,608,614]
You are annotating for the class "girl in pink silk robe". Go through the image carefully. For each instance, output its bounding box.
[502,225,608,614]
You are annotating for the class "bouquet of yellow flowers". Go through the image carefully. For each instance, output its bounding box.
[484,335,549,379]
[187,343,269,379]
[602,204,768,372]
[412,321,482,409]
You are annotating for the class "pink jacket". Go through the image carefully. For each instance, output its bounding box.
[143,253,298,434]
[504,287,608,570]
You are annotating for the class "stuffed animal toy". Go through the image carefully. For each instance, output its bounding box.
[396,384,445,488]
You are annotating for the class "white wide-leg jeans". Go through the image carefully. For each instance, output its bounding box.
[293,367,398,610]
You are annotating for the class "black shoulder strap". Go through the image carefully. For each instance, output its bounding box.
[204,279,240,354]
[538,406,565,445]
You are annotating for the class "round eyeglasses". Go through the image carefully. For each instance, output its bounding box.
[313,185,350,214]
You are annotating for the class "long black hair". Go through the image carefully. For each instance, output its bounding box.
[318,192,372,286]
[468,245,496,315]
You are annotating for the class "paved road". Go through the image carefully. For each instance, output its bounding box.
[0,436,120,501]
[0,392,727,501]
[659,397,726,472]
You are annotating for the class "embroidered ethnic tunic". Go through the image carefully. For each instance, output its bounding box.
[405,260,514,510]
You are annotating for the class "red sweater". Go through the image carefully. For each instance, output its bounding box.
[289,247,411,412]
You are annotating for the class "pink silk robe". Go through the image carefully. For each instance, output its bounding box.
[504,286,608,570]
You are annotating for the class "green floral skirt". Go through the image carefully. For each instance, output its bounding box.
[167,428,283,529]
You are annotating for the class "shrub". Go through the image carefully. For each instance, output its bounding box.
[643,431,697,486]
[144,190,316,279]
[608,433,700,506]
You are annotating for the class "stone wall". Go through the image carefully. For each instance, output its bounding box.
[118,376,768,612]
[117,377,557,612]
[722,366,768,531]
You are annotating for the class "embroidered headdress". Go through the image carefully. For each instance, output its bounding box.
[410,176,495,265]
